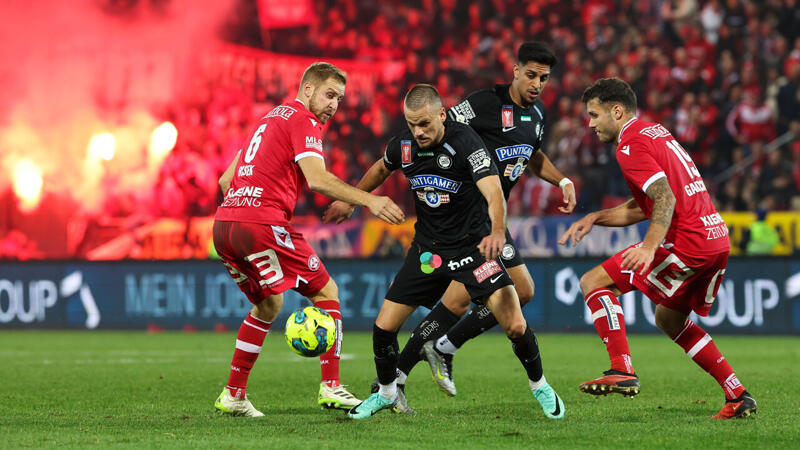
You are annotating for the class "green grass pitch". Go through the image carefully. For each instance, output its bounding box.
[2,330,797,448]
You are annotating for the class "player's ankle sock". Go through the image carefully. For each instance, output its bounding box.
[315,300,342,386]
[378,379,397,401]
[227,314,271,398]
[446,304,499,347]
[396,369,408,385]
[510,326,544,382]
[434,335,458,355]
[373,324,400,386]
[671,320,745,400]
[396,302,460,375]
[529,375,547,391]
[585,288,633,373]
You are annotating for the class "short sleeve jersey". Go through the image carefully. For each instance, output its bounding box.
[383,120,499,250]
[447,84,546,198]
[215,100,324,226]
[616,118,730,256]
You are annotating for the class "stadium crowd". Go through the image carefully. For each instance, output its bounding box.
[2,0,800,258]
[215,0,800,218]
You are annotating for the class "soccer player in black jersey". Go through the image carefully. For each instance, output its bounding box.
[326,84,565,420]
[359,42,573,414]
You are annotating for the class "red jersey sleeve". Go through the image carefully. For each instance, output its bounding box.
[617,137,666,194]
[289,114,325,163]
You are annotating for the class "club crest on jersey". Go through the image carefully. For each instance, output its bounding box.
[401,140,412,163]
[495,144,533,161]
[408,175,462,193]
[416,189,450,208]
[308,255,320,271]
[502,105,514,127]
[504,160,526,181]
[501,244,515,260]
[437,154,452,169]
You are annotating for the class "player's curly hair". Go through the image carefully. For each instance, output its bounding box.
[581,78,638,113]
[404,84,442,110]
[300,62,347,87]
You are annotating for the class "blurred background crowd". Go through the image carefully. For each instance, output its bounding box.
[1,0,799,259]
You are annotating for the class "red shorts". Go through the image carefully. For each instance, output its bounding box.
[213,221,330,304]
[602,244,728,316]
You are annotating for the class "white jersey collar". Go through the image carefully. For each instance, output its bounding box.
[617,117,638,143]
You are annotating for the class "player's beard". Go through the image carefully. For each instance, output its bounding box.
[309,91,334,124]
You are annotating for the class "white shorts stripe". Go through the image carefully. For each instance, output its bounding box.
[686,334,712,358]
[235,339,262,354]
[244,321,270,333]
[591,304,624,321]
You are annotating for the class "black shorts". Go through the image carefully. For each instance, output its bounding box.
[385,240,514,308]
[500,229,524,268]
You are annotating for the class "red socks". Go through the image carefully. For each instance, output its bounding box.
[585,288,634,374]
[227,314,271,398]
[314,300,342,387]
[672,320,745,400]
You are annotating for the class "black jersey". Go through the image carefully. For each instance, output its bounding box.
[383,120,499,250]
[447,84,546,198]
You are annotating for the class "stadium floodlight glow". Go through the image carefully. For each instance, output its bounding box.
[149,121,178,161]
[13,158,43,211]
[87,132,116,161]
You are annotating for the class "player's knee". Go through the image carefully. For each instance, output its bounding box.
[312,277,338,301]
[516,281,534,306]
[504,318,527,339]
[579,272,600,298]
[655,310,685,337]
[251,296,282,322]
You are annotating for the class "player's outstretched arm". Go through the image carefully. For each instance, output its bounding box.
[299,156,404,225]
[476,175,507,260]
[621,177,675,275]
[218,151,240,193]
[558,198,647,247]
[322,158,395,224]
[528,150,576,213]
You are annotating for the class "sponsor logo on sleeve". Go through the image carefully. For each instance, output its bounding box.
[467,149,492,172]
[451,100,476,123]
[501,244,516,260]
[473,260,502,283]
[305,136,323,151]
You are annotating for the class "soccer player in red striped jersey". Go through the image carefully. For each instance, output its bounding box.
[559,78,756,419]
[212,62,404,416]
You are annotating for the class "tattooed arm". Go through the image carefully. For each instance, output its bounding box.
[621,177,676,275]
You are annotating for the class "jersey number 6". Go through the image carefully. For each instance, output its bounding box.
[244,123,267,163]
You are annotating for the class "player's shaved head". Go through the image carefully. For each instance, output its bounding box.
[300,62,347,87]
[581,78,638,113]
[404,84,442,111]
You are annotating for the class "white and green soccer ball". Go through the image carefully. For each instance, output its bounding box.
[284,306,336,357]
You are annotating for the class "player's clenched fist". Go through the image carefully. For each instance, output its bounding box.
[558,214,596,247]
[477,231,505,261]
[367,196,405,225]
[323,200,356,224]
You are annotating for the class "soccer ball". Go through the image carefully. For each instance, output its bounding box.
[284,306,336,357]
